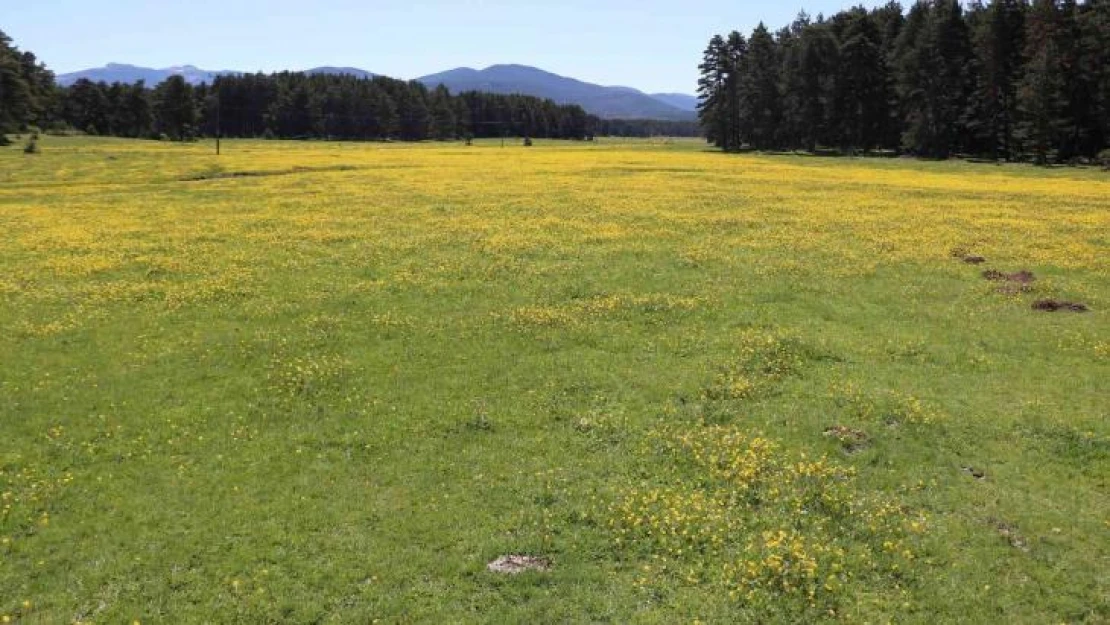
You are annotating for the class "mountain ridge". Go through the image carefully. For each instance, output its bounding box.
[416,64,694,120]
[56,63,239,86]
[57,63,695,121]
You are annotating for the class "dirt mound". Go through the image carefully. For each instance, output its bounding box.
[982,270,1035,283]
[989,518,1030,552]
[823,425,870,453]
[1032,299,1089,313]
[950,248,987,264]
[487,555,551,574]
[962,465,986,480]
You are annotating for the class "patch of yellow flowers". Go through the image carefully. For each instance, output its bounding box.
[704,330,807,401]
[504,293,704,329]
[829,381,946,426]
[602,423,925,612]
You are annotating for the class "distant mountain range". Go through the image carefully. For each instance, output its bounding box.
[56,63,238,87]
[416,65,694,120]
[648,93,698,112]
[304,66,376,80]
[56,63,696,121]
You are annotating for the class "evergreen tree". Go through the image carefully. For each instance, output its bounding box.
[722,31,747,151]
[0,30,35,132]
[898,0,974,158]
[1079,0,1110,155]
[16,49,55,127]
[834,11,891,151]
[697,35,729,149]
[743,24,780,149]
[1017,0,1066,163]
[870,2,905,151]
[873,2,907,56]
[967,0,1027,160]
[795,21,839,150]
[430,84,457,140]
[267,79,321,138]
[777,12,810,150]
[1055,0,1099,160]
[154,75,197,140]
[395,82,432,141]
[1018,39,1066,164]
[124,81,153,138]
[368,84,399,138]
[64,79,110,135]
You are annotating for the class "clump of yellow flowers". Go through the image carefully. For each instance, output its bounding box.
[600,423,926,613]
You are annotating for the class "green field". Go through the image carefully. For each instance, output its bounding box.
[1,136,1107,623]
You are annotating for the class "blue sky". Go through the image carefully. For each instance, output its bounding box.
[2,0,885,94]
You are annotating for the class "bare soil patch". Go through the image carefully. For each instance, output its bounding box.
[824,425,870,454]
[982,269,1035,283]
[989,518,1030,552]
[962,465,987,480]
[950,248,987,264]
[487,555,551,574]
[1032,299,1089,312]
[181,164,361,182]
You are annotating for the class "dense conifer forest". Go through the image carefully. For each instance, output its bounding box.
[697,0,1110,162]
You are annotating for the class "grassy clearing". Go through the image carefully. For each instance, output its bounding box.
[1,136,1107,623]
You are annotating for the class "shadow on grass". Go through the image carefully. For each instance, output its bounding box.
[181,164,363,182]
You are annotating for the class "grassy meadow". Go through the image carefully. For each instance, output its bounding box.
[0,136,1107,623]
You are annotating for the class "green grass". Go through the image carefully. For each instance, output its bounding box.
[0,136,1106,623]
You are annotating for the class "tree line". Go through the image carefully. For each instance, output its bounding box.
[44,74,600,141]
[2,29,700,142]
[594,118,701,138]
[698,0,1110,163]
[60,72,600,141]
[0,30,55,142]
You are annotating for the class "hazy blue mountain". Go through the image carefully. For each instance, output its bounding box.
[417,64,695,121]
[57,64,378,86]
[56,63,238,86]
[305,67,376,79]
[650,93,698,112]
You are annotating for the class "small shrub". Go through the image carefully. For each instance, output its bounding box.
[45,123,75,136]
[24,137,39,154]
[0,134,10,147]
[1098,149,1110,171]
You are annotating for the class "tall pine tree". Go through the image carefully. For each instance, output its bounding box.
[743,24,781,150]
[0,30,38,133]
[967,0,1027,160]
[834,11,891,151]
[697,35,730,149]
[898,0,973,158]
[154,75,197,140]
[1017,0,1066,163]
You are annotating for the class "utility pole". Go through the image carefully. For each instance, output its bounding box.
[215,92,221,156]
